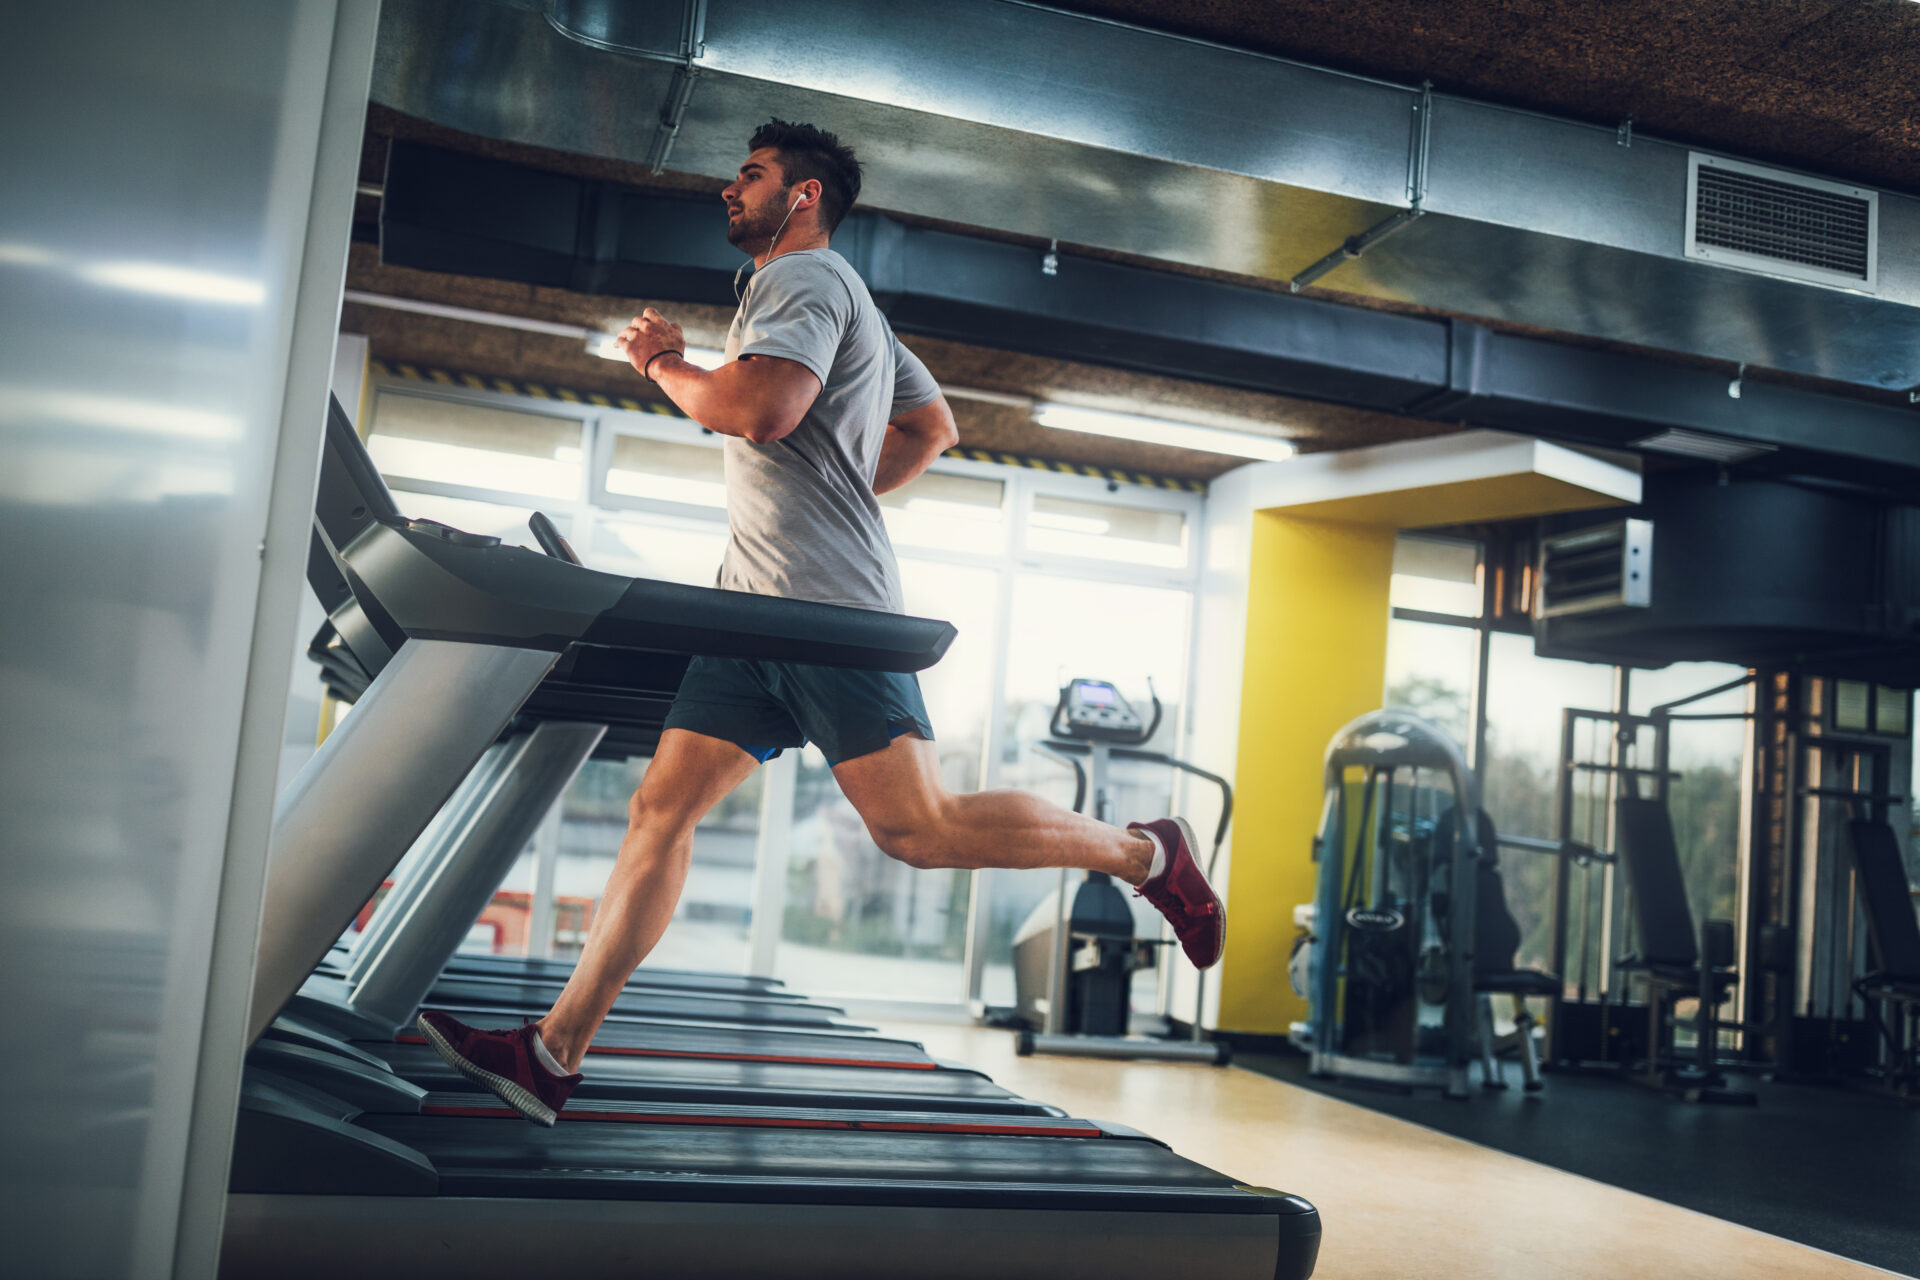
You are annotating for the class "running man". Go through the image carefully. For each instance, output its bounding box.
[420,120,1225,1124]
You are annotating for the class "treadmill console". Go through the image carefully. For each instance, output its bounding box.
[1059,678,1145,741]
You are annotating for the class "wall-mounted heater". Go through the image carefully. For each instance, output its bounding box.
[1536,519,1653,619]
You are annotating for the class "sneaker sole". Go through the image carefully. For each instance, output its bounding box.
[416,1015,557,1127]
[1170,815,1226,969]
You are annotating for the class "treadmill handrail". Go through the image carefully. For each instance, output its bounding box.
[314,392,954,675]
[340,519,954,672]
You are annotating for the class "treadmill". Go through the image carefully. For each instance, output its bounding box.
[286,410,948,1066]
[311,654,802,1006]
[224,396,1321,1279]
[293,428,866,1036]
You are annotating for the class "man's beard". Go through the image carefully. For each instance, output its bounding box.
[725,202,781,251]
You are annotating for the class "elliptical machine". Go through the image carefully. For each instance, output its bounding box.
[1008,677,1232,1064]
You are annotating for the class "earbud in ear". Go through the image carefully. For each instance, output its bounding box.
[790,191,806,211]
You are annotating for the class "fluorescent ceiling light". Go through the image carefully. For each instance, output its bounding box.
[1034,402,1295,461]
[78,260,264,306]
[591,336,726,370]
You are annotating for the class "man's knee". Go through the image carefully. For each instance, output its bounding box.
[867,802,954,870]
[627,786,702,839]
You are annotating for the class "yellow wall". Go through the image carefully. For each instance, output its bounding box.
[1217,511,1395,1035]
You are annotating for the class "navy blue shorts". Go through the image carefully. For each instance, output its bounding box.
[662,656,935,766]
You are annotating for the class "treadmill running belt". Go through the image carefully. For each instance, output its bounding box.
[396,1017,938,1069]
[419,1094,1100,1137]
[375,1042,1046,1115]
[425,978,846,1027]
[432,963,806,1000]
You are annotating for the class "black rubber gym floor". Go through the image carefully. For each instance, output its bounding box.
[1238,1051,1920,1276]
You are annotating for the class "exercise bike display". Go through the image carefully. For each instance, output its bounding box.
[1007,677,1232,1064]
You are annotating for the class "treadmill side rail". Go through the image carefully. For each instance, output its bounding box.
[249,640,558,1044]
[224,1194,1317,1280]
[344,737,519,988]
[348,720,605,1034]
[230,1073,437,1198]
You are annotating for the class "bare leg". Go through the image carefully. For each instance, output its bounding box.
[831,735,1155,883]
[534,729,760,1071]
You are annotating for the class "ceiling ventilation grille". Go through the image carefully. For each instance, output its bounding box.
[1686,154,1876,292]
[1631,429,1777,465]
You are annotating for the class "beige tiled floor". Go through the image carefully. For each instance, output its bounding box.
[880,1020,1906,1280]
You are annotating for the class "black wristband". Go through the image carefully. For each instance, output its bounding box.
[642,349,681,382]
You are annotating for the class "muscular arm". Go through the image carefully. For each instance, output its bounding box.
[646,352,820,445]
[872,396,959,494]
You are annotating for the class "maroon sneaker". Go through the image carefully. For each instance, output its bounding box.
[416,1011,581,1126]
[1129,816,1226,969]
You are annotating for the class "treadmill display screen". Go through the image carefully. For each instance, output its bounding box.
[1076,683,1116,706]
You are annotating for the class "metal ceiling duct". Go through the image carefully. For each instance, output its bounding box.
[376,139,1920,491]
[369,0,1920,394]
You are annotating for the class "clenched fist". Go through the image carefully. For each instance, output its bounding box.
[612,308,685,380]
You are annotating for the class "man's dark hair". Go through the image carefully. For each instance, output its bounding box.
[749,118,862,233]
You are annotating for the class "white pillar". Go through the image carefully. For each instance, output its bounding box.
[526,799,566,960]
[747,751,798,977]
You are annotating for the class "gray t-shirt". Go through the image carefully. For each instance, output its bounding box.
[719,247,941,613]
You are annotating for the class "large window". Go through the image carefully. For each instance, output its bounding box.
[1627,663,1749,941]
[1377,528,1767,1000]
[1384,619,1478,747]
[1025,493,1186,568]
[980,573,1196,1014]
[368,392,584,501]
[314,378,1202,1006]
[1390,533,1482,618]
[775,558,1001,1001]
[880,471,1006,553]
[545,757,765,974]
[604,434,727,509]
[1480,630,1620,975]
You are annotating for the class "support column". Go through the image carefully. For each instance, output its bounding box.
[526,798,567,961]
[1216,512,1396,1035]
[748,750,798,978]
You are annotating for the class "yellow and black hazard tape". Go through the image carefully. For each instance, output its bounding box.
[372,360,1206,495]
[942,447,1205,495]
[372,359,680,417]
